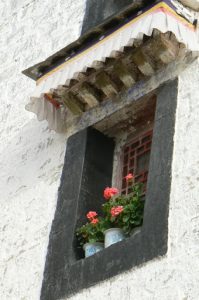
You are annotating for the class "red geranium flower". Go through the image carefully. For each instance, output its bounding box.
[103,187,119,200]
[86,211,97,220]
[91,218,99,224]
[125,173,134,182]
[111,206,124,217]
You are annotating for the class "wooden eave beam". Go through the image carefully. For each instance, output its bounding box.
[113,61,136,88]
[61,92,85,115]
[52,32,184,115]
[131,50,155,76]
[94,71,119,98]
[142,33,181,65]
[78,82,101,107]
[65,53,196,137]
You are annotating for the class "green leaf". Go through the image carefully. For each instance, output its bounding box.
[123,215,130,222]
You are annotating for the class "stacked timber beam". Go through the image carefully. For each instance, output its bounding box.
[50,31,186,116]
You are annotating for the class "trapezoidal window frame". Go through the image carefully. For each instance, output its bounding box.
[40,79,178,300]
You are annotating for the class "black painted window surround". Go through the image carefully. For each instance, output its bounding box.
[40,79,178,300]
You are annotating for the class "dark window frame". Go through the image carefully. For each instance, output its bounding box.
[40,79,178,300]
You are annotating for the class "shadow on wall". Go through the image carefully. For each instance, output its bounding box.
[81,0,154,34]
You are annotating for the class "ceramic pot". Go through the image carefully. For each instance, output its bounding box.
[83,242,104,258]
[104,228,125,248]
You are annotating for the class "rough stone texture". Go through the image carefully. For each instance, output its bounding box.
[0,1,86,299]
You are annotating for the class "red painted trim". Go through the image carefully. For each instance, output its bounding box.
[44,93,61,109]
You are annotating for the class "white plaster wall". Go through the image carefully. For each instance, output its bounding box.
[67,60,199,300]
[0,1,86,299]
[1,1,199,300]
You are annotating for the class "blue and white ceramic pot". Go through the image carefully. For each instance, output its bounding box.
[83,242,104,258]
[104,228,125,248]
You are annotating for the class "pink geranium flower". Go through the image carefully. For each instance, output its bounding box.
[111,206,124,217]
[86,211,97,220]
[91,218,99,224]
[103,187,119,200]
[125,173,134,182]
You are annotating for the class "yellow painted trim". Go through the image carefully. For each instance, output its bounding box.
[36,2,195,85]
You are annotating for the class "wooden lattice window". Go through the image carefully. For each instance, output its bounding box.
[121,130,153,195]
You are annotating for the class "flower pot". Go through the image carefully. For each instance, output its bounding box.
[83,242,104,258]
[104,228,125,248]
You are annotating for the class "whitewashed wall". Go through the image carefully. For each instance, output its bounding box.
[0,1,199,300]
[0,1,86,299]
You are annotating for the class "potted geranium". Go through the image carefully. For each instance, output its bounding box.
[76,173,145,253]
[76,211,106,257]
[102,174,144,247]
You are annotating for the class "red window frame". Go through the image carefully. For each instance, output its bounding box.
[121,130,153,195]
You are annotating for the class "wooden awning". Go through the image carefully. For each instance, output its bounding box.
[23,0,199,132]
